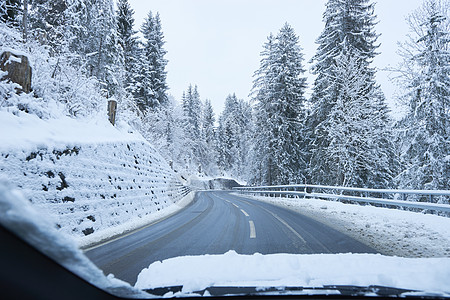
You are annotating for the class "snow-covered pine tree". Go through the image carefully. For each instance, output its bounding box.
[136,11,168,112]
[142,96,181,168]
[65,0,122,96]
[308,0,395,188]
[180,85,205,172]
[396,0,449,193]
[29,0,68,50]
[309,0,379,118]
[250,23,308,185]
[217,94,239,172]
[237,99,255,182]
[201,99,219,175]
[216,94,252,180]
[321,47,395,187]
[116,0,140,95]
[202,99,216,148]
[0,0,21,27]
[248,34,275,185]
[182,84,202,140]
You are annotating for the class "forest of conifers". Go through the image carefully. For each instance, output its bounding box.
[1,0,448,194]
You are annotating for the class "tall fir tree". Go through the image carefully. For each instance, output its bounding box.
[396,0,449,193]
[202,99,216,149]
[217,94,239,172]
[137,11,168,112]
[251,23,308,185]
[216,94,252,180]
[0,0,21,27]
[321,48,395,187]
[181,85,204,171]
[182,84,202,140]
[201,99,219,175]
[116,0,140,94]
[29,0,67,50]
[65,0,122,96]
[308,0,395,187]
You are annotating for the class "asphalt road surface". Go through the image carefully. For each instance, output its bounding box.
[85,191,376,285]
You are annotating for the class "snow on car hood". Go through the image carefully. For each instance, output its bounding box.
[135,250,450,296]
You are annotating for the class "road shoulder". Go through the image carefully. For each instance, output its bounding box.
[81,191,197,251]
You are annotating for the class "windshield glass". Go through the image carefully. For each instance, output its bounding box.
[0,0,449,298]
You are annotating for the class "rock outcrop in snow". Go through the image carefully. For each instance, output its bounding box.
[0,51,32,93]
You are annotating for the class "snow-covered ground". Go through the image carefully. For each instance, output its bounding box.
[135,250,450,296]
[237,193,450,258]
[0,109,192,247]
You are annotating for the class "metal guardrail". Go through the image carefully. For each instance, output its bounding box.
[233,184,450,213]
[180,186,191,197]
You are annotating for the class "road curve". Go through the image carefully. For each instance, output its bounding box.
[85,191,376,285]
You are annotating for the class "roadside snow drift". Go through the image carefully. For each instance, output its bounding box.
[135,250,450,296]
[0,109,189,246]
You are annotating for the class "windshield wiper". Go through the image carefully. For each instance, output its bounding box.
[143,285,448,298]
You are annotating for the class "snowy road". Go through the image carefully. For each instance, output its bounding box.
[85,191,376,285]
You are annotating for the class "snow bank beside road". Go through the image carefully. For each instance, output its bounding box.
[240,194,450,258]
[135,250,450,296]
[0,109,190,246]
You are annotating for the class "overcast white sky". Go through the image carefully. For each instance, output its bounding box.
[128,0,423,116]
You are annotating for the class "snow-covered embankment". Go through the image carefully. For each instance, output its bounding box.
[0,110,192,247]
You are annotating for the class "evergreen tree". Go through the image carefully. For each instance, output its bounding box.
[116,0,140,94]
[308,0,394,187]
[142,96,190,173]
[201,99,219,175]
[65,0,122,96]
[396,0,449,192]
[29,0,67,49]
[310,0,379,116]
[251,23,308,185]
[202,99,216,147]
[321,48,395,187]
[0,0,21,27]
[182,84,202,140]
[180,85,204,171]
[217,94,239,171]
[216,94,252,180]
[137,11,168,111]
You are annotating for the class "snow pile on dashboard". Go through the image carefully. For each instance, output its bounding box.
[135,250,450,296]
[0,110,189,246]
[0,181,149,298]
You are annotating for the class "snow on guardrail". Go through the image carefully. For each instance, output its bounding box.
[233,184,450,214]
